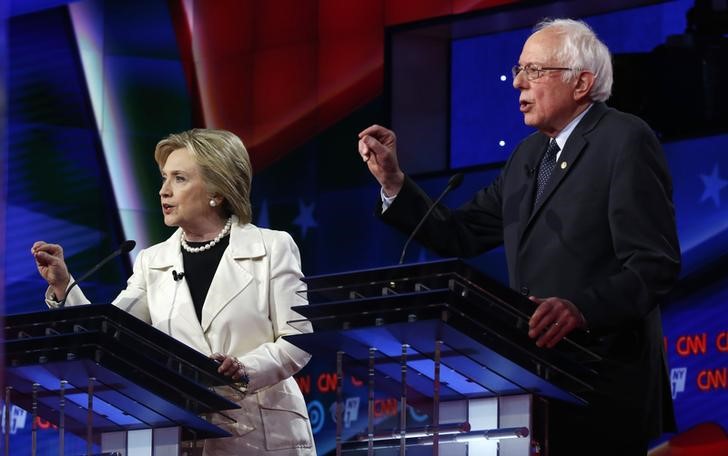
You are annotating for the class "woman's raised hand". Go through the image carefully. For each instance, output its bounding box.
[31,241,71,300]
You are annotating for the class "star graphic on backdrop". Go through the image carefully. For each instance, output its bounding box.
[292,199,318,239]
[699,163,728,208]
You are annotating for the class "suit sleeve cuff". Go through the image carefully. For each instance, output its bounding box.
[380,187,398,212]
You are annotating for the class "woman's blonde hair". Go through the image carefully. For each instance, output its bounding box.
[155,128,253,224]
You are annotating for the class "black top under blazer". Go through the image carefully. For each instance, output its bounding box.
[380,102,681,440]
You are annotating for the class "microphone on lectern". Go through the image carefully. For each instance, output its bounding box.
[59,240,136,307]
[398,173,464,265]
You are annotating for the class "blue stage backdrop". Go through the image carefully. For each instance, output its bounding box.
[2,0,727,454]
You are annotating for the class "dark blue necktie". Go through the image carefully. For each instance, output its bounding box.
[534,139,560,205]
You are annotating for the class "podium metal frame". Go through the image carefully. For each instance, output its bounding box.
[4,304,241,455]
[286,259,600,456]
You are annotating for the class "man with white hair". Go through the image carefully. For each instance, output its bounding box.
[358,18,680,454]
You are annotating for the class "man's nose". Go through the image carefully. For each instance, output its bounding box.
[513,71,527,89]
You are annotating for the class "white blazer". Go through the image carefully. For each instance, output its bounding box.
[49,219,316,455]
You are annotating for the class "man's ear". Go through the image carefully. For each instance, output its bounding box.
[573,71,595,102]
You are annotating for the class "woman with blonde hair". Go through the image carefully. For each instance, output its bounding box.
[32,128,316,455]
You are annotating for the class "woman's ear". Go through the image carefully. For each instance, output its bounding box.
[208,194,224,208]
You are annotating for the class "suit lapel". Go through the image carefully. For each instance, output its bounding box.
[200,223,265,333]
[147,231,211,351]
[528,134,587,220]
[519,102,608,240]
[517,136,549,241]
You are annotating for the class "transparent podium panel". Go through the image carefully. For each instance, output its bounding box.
[286,259,601,455]
[4,305,243,454]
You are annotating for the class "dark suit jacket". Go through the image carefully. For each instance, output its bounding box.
[381,102,681,440]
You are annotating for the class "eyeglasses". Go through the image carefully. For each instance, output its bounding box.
[511,63,573,81]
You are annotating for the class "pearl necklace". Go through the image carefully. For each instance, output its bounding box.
[181,217,232,253]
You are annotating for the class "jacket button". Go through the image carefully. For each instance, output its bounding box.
[520,286,529,296]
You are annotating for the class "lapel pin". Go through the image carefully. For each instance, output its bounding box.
[560,161,568,169]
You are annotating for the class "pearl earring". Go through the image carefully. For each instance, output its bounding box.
[209,199,217,207]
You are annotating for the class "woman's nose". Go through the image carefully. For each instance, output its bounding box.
[159,180,170,196]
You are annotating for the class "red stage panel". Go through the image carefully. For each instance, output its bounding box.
[173,0,526,170]
[189,0,254,60]
[453,0,521,15]
[196,56,254,143]
[252,42,319,159]
[253,0,318,49]
[318,0,384,128]
[385,0,452,26]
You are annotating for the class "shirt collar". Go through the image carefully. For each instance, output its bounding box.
[553,103,593,152]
